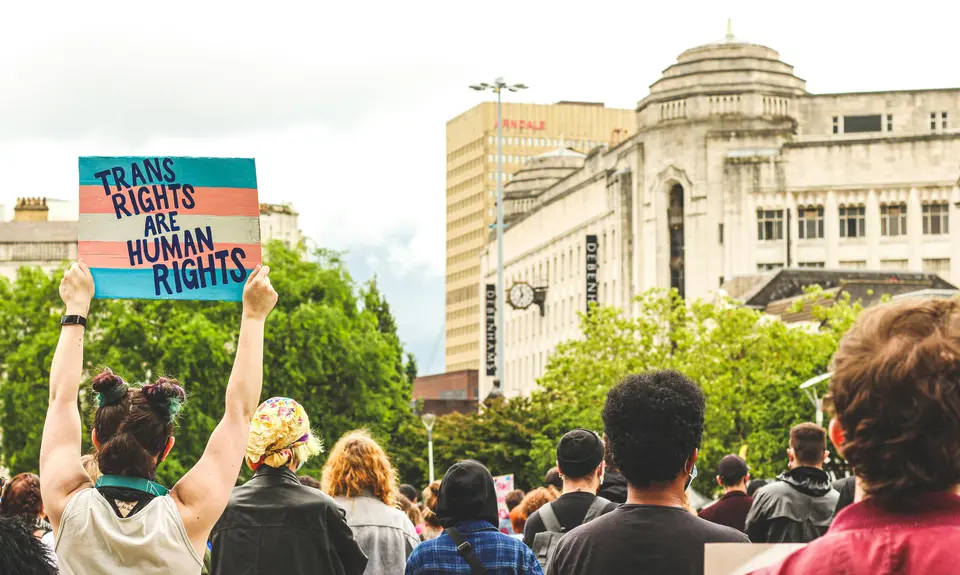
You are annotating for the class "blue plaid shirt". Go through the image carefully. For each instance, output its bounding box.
[405,520,543,575]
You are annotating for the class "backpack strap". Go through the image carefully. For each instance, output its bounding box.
[539,502,563,533]
[445,527,489,575]
[583,496,613,524]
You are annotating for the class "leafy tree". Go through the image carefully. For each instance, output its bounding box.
[0,242,414,486]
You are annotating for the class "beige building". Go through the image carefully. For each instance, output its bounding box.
[479,28,960,398]
[445,101,634,372]
[0,199,304,280]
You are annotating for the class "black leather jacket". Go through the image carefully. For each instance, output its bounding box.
[210,466,368,575]
[744,467,839,544]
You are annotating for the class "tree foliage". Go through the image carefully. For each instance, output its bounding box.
[0,242,413,486]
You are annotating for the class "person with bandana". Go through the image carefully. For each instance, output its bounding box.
[39,262,278,574]
[210,397,368,574]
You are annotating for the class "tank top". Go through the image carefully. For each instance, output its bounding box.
[55,488,204,575]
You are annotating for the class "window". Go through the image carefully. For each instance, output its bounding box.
[922,202,949,235]
[943,112,949,130]
[757,209,784,240]
[839,205,866,238]
[839,260,867,269]
[887,114,893,132]
[880,203,907,237]
[923,258,951,276]
[718,223,724,245]
[844,115,882,133]
[931,112,938,131]
[798,206,824,239]
[881,259,909,270]
[757,262,784,272]
[798,262,825,268]
[832,116,839,134]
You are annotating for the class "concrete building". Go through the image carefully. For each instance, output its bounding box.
[479,27,960,398]
[0,198,303,280]
[412,369,479,416]
[445,101,634,372]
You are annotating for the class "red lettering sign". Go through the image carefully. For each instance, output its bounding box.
[495,120,547,131]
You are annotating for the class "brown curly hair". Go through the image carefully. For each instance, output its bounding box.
[321,430,397,506]
[420,481,442,529]
[0,473,43,519]
[831,298,960,511]
[510,486,558,534]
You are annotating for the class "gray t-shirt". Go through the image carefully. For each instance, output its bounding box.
[548,504,748,575]
[334,495,420,575]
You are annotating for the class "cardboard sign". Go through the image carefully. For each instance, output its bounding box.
[493,474,514,520]
[78,157,261,301]
[704,543,806,575]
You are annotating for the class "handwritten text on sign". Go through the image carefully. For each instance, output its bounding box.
[78,156,262,301]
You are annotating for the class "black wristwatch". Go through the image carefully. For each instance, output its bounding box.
[61,315,87,327]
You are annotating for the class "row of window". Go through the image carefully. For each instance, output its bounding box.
[446,138,483,162]
[508,230,617,288]
[756,202,949,241]
[758,258,951,275]
[446,174,483,197]
[509,279,619,345]
[486,136,601,149]
[446,304,479,323]
[446,323,479,340]
[831,112,949,134]
[3,243,73,261]
[447,228,484,249]
[447,208,485,232]
[446,282,478,306]
[448,191,483,216]
[447,157,483,179]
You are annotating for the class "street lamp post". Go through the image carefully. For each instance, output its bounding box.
[799,372,832,428]
[421,412,437,484]
[469,78,527,395]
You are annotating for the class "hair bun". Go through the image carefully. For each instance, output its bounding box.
[142,377,186,420]
[92,368,129,406]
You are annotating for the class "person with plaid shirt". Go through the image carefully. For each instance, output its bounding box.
[405,460,542,575]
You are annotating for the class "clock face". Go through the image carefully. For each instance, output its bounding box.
[508,282,535,309]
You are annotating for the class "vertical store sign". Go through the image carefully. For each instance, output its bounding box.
[485,284,497,376]
[585,234,599,312]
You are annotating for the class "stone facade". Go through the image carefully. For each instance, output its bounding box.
[479,30,960,398]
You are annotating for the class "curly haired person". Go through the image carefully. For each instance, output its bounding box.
[751,298,960,575]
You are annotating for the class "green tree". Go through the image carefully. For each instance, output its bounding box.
[0,242,414,486]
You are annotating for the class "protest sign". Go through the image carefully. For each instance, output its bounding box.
[493,473,514,521]
[78,156,261,301]
[704,543,806,575]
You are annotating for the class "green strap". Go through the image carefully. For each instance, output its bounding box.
[95,475,169,497]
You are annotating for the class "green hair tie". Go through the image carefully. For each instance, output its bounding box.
[96,381,130,407]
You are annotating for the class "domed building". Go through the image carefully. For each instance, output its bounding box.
[479,25,960,398]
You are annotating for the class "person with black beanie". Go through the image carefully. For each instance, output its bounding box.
[404,460,542,575]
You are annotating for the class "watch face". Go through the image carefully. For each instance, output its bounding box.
[509,282,535,309]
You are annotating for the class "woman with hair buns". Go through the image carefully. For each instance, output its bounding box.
[39,261,278,575]
[210,397,368,575]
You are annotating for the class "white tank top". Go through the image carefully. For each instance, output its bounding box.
[55,488,204,575]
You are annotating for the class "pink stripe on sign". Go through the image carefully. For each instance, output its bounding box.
[79,185,260,217]
[80,241,262,270]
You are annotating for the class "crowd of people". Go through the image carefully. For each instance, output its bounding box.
[0,262,958,574]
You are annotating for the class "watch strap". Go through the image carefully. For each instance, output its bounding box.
[61,315,87,327]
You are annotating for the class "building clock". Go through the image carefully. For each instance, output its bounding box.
[508,282,536,310]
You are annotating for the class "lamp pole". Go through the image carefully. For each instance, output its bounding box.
[421,412,437,483]
[799,372,832,428]
[469,78,527,394]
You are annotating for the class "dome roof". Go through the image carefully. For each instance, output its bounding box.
[640,21,806,107]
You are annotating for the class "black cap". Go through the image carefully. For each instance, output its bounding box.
[556,429,605,478]
[717,455,749,486]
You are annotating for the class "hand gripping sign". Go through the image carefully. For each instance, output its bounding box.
[78,156,262,301]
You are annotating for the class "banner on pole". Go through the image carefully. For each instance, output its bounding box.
[585,234,599,312]
[78,156,262,301]
[485,284,497,376]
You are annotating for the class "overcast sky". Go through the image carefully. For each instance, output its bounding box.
[2,0,958,375]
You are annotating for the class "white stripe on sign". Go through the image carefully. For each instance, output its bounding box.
[79,214,262,244]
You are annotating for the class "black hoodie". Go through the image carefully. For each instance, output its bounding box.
[744,466,839,544]
[436,460,500,528]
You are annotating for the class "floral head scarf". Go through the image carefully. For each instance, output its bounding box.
[246,397,313,471]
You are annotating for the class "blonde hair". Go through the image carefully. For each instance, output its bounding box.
[321,430,397,506]
[265,435,323,470]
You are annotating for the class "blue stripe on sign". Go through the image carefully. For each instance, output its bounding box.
[90,267,249,301]
[79,157,257,189]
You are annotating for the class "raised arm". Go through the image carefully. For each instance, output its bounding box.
[40,262,97,532]
[172,265,277,554]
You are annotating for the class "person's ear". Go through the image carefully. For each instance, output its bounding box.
[829,418,846,456]
[159,436,176,463]
[91,428,101,450]
[716,476,722,487]
[688,448,699,474]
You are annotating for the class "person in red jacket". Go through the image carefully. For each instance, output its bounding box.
[698,455,752,533]
[751,298,960,575]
